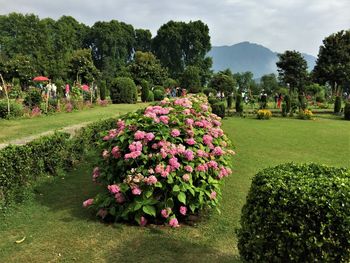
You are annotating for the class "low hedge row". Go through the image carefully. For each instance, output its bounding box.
[237,163,350,262]
[0,118,117,211]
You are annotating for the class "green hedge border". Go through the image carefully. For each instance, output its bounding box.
[0,118,117,211]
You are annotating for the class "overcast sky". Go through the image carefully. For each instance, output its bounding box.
[0,0,349,56]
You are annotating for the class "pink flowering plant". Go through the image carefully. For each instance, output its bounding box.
[84,94,235,227]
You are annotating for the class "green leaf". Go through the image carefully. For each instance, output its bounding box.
[189,204,196,213]
[173,185,180,192]
[177,192,186,204]
[134,202,143,211]
[155,182,162,188]
[145,190,153,199]
[142,205,156,217]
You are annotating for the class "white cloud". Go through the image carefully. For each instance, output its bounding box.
[0,0,349,55]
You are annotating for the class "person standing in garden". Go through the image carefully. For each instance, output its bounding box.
[277,93,283,108]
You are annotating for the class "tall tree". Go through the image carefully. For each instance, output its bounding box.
[313,30,350,95]
[134,29,152,52]
[87,20,135,82]
[276,50,308,94]
[68,49,99,84]
[152,20,211,82]
[260,73,279,95]
[209,70,236,98]
[233,71,254,93]
[180,65,201,93]
[128,51,168,85]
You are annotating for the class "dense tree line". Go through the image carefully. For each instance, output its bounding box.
[0,13,211,90]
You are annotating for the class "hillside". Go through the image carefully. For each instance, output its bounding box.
[208,41,316,78]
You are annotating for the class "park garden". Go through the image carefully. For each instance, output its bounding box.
[0,13,349,263]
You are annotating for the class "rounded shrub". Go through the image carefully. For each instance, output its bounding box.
[237,163,350,262]
[284,94,291,114]
[235,94,243,113]
[23,88,42,109]
[334,96,341,113]
[0,101,23,119]
[211,102,225,118]
[110,77,137,104]
[208,97,220,106]
[203,88,216,97]
[153,89,165,101]
[141,80,150,103]
[83,95,235,227]
[146,90,154,102]
[298,95,307,110]
[256,109,272,119]
[344,103,350,120]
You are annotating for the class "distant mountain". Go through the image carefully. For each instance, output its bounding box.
[208,41,317,79]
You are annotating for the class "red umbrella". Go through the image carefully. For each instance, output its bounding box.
[33,76,49,81]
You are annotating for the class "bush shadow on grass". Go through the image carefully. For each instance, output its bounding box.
[105,232,242,263]
[33,153,102,221]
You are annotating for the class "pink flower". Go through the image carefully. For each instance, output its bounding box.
[203,134,213,146]
[159,115,169,124]
[186,129,194,137]
[102,150,110,159]
[134,130,146,140]
[145,132,155,141]
[161,208,172,218]
[207,160,218,169]
[97,209,108,219]
[185,118,194,126]
[183,150,194,161]
[111,146,121,158]
[155,164,165,174]
[169,217,180,228]
[140,216,147,226]
[115,192,125,203]
[182,173,190,182]
[83,198,94,207]
[185,138,196,145]
[201,104,209,111]
[179,206,187,215]
[183,109,191,115]
[184,165,193,173]
[145,175,158,185]
[92,167,100,181]
[108,184,120,194]
[132,187,142,195]
[169,157,180,170]
[213,146,224,156]
[124,151,142,159]
[129,141,142,152]
[171,129,181,137]
[212,120,221,127]
[210,191,217,200]
[196,164,208,172]
[197,150,209,158]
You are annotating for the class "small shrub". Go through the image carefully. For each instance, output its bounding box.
[298,95,307,110]
[298,109,314,120]
[256,109,272,119]
[141,80,150,103]
[208,97,220,106]
[211,102,225,118]
[284,94,291,113]
[153,89,165,101]
[0,101,23,119]
[83,95,234,227]
[235,94,243,113]
[315,95,325,103]
[147,90,154,102]
[110,77,137,104]
[237,163,350,263]
[344,103,350,120]
[227,95,233,109]
[334,96,341,113]
[23,88,42,109]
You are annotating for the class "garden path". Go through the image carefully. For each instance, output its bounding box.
[0,122,91,150]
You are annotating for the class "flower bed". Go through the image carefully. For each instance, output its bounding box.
[84,94,235,227]
[256,109,272,119]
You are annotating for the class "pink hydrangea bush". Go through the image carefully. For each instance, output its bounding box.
[84,94,235,227]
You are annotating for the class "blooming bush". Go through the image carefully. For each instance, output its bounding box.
[256,109,272,120]
[83,94,234,227]
[298,109,313,120]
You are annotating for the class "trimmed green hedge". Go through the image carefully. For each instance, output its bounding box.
[344,103,350,120]
[237,163,350,262]
[0,118,117,211]
[211,102,225,118]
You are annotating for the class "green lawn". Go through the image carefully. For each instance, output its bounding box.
[0,103,147,143]
[0,117,349,262]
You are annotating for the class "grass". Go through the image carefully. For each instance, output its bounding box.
[0,103,147,143]
[0,117,349,262]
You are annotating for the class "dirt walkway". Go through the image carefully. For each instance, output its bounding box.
[0,122,91,150]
